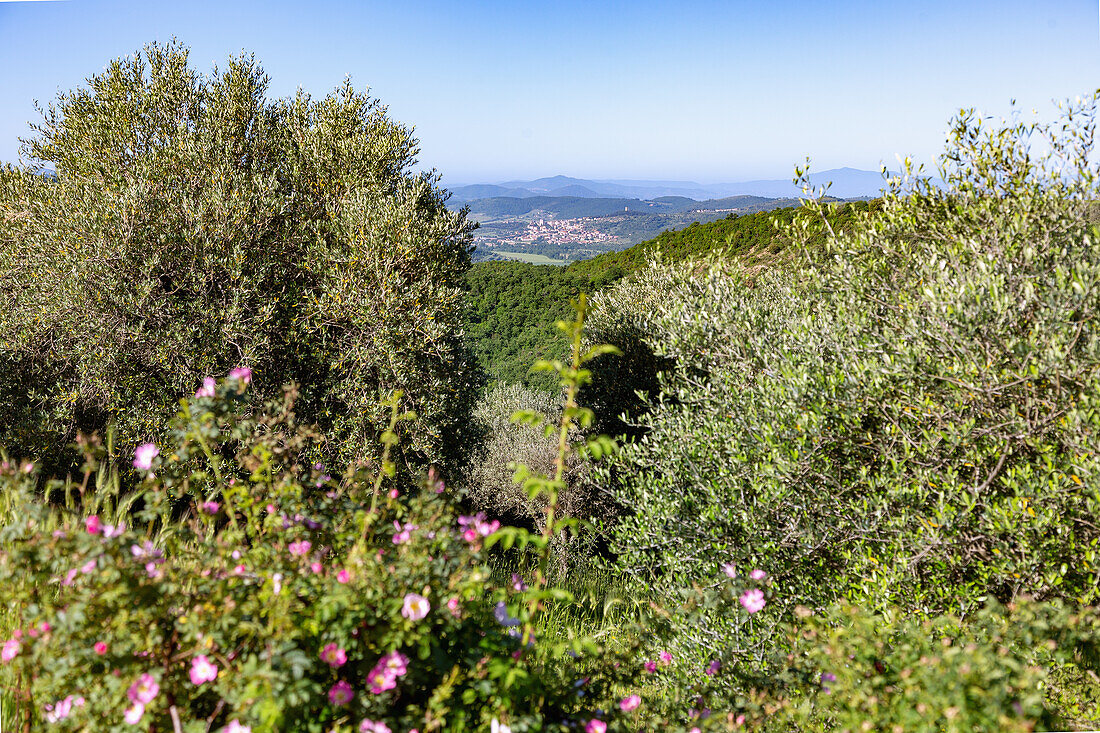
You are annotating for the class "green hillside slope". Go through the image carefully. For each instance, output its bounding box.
[463,200,880,390]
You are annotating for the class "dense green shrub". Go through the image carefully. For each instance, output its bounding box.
[0,41,478,471]
[590,94,1100,626]
[775,599,1100,731]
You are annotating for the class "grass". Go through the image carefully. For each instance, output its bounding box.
[490,553,647,648]
[491,251,568,265]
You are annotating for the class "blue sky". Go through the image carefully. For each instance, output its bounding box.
[0,0,1097,184]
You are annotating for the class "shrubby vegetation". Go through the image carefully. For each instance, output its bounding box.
[584,93,1100,721]
[462,383,577,528]
[0,40,478,474]
[2,41,1100,731]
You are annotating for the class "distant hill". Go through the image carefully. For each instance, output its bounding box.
[465,196,667,219]
[448,168,890,203]
[711,167,891,199]
[461,193,801,220]
[449,184,530,199]
[547,184,601,197]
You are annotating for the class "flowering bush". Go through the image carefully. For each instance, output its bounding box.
[1,280,1094,732]
[0,377,635,731]
[599,566,1100,731]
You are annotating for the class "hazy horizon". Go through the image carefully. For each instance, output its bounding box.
[439,166,887,189]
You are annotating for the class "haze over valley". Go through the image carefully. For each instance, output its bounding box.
[451,168,885,262]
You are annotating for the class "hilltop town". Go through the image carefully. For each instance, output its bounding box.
[474,217,613,251]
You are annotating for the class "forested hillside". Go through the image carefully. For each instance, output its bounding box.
[464,263,591,389]
[464,200,880,390]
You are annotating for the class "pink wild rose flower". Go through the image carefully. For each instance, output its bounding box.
[360,720,392,733]
[585,720,607,733]
[1,639,20,663]
[195,377,216,398]
[381,650,410,675]
[366,651,409,694]
[128,673,159,704]
[402,593,430,621]
[328,680,354,706]
[367,667,397,694]
[229,366,252,384]
[132,443,159,471]
[740,588,766,614]
[190,655,218,685]
[124,703,144,725]
[320,643,347,668]
[43,694,84,723]
[620,694,641,712]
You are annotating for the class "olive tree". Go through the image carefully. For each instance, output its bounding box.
[0,40,478,471]
[590,92,1100,623]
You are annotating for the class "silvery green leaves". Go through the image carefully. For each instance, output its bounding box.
[587,92,1100,658]
[0,40,477,476]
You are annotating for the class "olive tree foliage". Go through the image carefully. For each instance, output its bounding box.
[0,41,478,469]
[589,93,1100,619]
[460,382,606,533]
[462,383,564,526]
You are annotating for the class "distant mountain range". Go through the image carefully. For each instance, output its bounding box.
[446,168,890,203]
[461,194,793,220]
